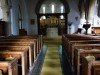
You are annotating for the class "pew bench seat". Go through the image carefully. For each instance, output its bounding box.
[0,50,27,75]
[74,48,100,75]
[0,57,18,75]
[82,56,100,75]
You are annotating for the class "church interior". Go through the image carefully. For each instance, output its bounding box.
[0,0,100,75]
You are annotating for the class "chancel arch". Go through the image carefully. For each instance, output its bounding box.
[35,0,69,37]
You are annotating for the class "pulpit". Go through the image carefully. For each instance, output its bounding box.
[47,28,58,37]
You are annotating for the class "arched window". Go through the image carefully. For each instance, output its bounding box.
[61,5,64,13]
[51,4,55,13]
[39,1,65,13]
[0,3,3,20]
[43,6,46,14]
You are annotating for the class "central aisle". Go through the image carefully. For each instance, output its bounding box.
[40,45,62,75]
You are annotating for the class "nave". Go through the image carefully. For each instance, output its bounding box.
[0,34,100,75]
[0,35,73,75]
[29,39,73,75]
[28,38,74,75]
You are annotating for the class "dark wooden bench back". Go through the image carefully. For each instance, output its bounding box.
[0,57,18,75]
[82,56,100,75]
[74,48,100,75]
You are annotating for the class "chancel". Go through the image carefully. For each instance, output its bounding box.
[0,0,100,75]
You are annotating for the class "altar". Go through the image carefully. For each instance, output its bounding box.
[47,28,58,37]
[38,14,67,36]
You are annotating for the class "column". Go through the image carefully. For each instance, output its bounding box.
[78,0,85,33]
[0,0,12,35]
[87,0,96,23]
[79,0,96,34]
[78,0,85,27]
[87,0,96,34]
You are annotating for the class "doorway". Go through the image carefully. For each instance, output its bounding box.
[35,0,70,36]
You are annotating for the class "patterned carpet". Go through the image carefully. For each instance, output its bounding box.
[28,37,74,75]
[40,45,62,75]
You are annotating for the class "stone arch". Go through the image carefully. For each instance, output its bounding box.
[35,0,70,14]
[35,0,70,35]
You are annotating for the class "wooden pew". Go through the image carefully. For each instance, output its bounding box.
[62,34,100,54]
[0,35,43,51]
[62,35,69,58]
[62,34,100,62]
[62,34,100,75]
[0,57,18,75]
[62,34,100,49]
[82,56,100,75]
[9,35,42,50]
[0,40,37,62]
[74,45,100,75]
[63,34,100,48]
[0,41,37,60]
[0,39,38,69]
[62,34,97,54]
[0,39,39,56]
[68,40,100,65]
[0,42,36,70]
[0,35,43,74]
[64,34,100,40]
[0,46,33,70]
[0,46,30,75]
[0,50,27,75]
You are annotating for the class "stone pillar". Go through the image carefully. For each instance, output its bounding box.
[78,0,96,34]
[78,0,85,19]
[86,0,96,34]
[98,0,100,17]
[87,0,96,23]
[78,0,85,31]
[0,0,12,35]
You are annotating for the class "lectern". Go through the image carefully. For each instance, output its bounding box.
[83,24,91,35]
